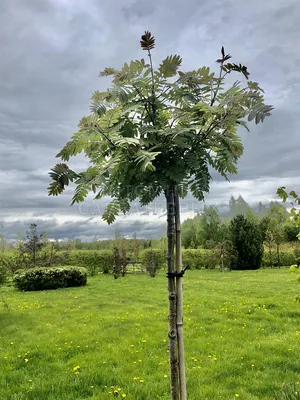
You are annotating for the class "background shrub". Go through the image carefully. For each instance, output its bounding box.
[290,265,298,273]
[140,249,165,276]
[0,253,21,275]
[0,264,7,284]
[230,215,263,270]
[14,266,87,291]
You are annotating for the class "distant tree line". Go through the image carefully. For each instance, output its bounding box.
[0,195,299,272]
[181,195,298,250]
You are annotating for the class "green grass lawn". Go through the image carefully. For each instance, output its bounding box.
[0,269,299,400]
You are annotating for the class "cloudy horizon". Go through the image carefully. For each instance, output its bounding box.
[1,0,299,242]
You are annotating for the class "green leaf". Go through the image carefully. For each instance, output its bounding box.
[112,136,140,146]
[119,198,131,214]
[56,138,87,161]
[102,200,120,224]
[48,164,78,196]
[159,55,182,78]
[135,150,161,172]
[165,165,187,183]
[247,104,274,124]
[289,190,298,199]
[222,63,250,80]
[177,180,189,198]
[276,187,288,202]
[139,185,162,206]
[143,68,152,77]
[90,101,106,116]
[48,181,63,196]
[99,67,117,77]
[71,185,89,205]
[236,120,249,132]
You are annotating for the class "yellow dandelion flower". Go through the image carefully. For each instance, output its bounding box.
[122,395,127,398]
[24,358,29,363]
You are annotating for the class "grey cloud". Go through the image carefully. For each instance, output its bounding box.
[1,215,166,242]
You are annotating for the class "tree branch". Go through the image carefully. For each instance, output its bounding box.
[210,65,228,107]
[147,48,156,125]
[132,83,155,125]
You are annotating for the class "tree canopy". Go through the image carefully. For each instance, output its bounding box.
[48,32,273,224]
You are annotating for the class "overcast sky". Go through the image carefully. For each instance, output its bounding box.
[0,0,299,241]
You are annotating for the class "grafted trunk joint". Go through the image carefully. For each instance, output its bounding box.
[168,329,177,339]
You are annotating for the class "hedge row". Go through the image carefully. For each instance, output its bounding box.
[261,251,297,268]
[14,266,87,291]
[182,249,220,269]
[65,248,298,271]
[0,248,248,277]
[65,250,113,275]
[1,247,299,280]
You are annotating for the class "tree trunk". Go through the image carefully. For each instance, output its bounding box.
[276,243,280,268]
[165,187,179,400]
[33,243,36,267]
[174,189,187,400]
[113,247,121,279]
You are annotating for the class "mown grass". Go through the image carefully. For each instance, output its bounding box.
[0,269,299,400]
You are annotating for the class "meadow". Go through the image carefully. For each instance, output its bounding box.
[0,269,299,400]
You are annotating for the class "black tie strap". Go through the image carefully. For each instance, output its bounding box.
[166,265,188,279]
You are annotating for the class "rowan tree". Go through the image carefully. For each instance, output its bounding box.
[48,32,272,399]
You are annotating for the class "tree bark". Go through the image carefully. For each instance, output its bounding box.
[165,187,179,400]
[174,188,187,400]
